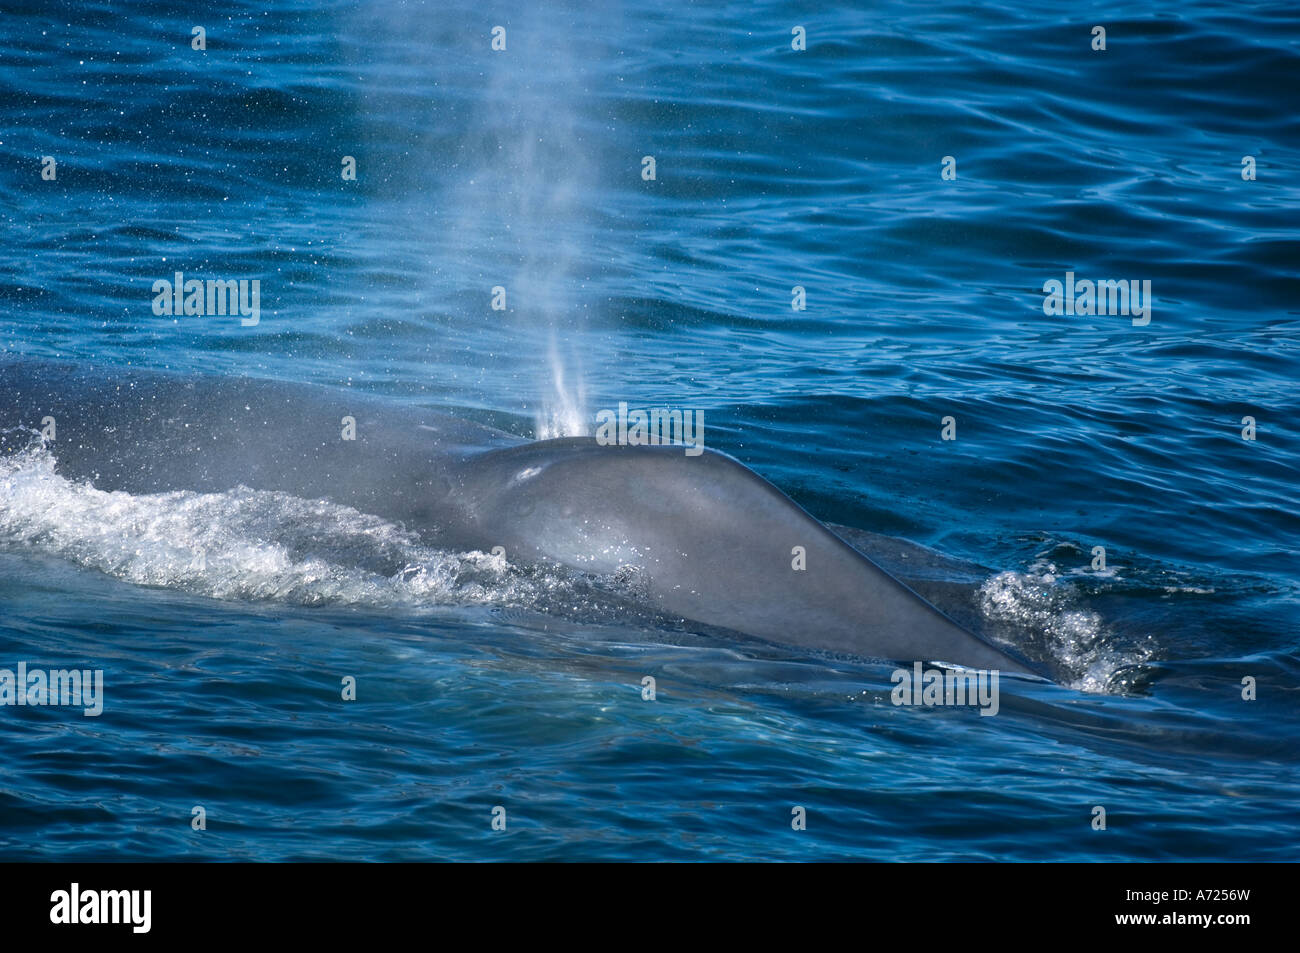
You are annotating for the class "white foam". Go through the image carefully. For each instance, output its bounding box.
[978,558,1152,693]
[0,445,554,610]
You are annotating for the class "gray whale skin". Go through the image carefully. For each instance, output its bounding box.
[0,360,1043,677]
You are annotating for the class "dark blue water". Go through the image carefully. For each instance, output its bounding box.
[1,0,1297,860]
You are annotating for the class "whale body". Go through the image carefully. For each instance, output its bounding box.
[0,359,1041,676]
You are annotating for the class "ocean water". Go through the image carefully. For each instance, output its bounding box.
[0,0,1297,861]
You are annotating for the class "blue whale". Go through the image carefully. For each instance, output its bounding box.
[0,359,1042,677]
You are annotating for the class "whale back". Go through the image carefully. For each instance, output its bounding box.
[0,359,518,529]
[447,438,1039,673]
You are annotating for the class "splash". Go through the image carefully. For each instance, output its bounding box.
[0,445,579,612]
[978,558,1154,693]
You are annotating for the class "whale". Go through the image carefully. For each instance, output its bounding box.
[0,359,1043,677]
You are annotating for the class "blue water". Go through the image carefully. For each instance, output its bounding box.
[1,0,1298,860]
